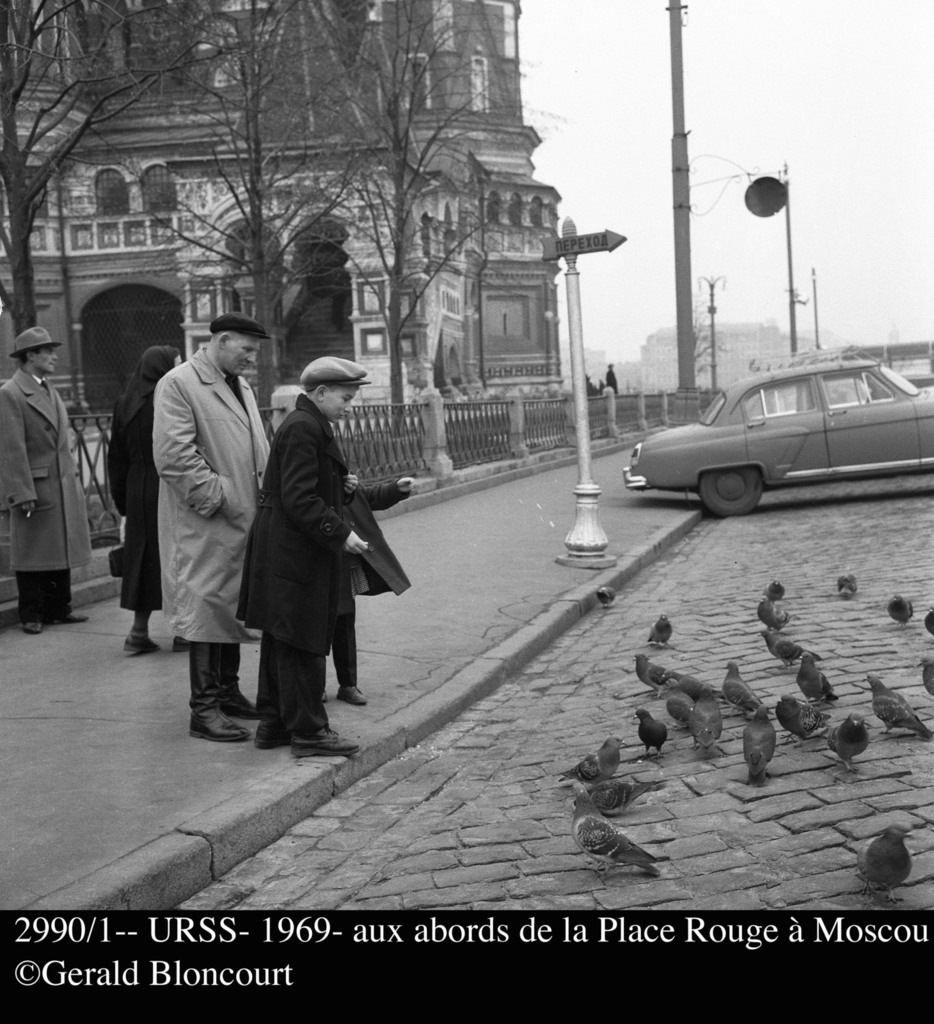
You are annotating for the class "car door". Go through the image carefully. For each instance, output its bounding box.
[743,376,830,480]
[818,369,920,471]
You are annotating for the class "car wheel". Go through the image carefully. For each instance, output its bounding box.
[698,467,763,517]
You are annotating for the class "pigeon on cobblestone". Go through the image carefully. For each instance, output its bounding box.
[597,586,616,609]
[688,684,722,757]
[558,737,622,785]
[634,708,668,758]
[757,596,791,631]
[634,654,668,698]
[867,673,933,739]
[571,784,661,875]
[762,629,820,668]
[837,573,858,599]
[887,594,914,626]
[775,695,830,743]
[857,824,913,903]
[925,608,934,638]
[826,713,870,772]
[659,669,705,701]
[765,580,785,601]
[588,777,666,816]
[665,685,694,729]
[743,705,777,786]
[648,614,672,647]
[920,657,934,698]
[796,653,838,703]
[721,661,762,716]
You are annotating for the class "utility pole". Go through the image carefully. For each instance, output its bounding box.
[782,165,798,355]
[811,267,820,349]
[698,275,725,391]
[668,1,696,406]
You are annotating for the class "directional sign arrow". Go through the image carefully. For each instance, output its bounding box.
[542,229,627,262]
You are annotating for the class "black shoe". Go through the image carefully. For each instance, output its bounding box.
[219,691,262,719]
[254,722,291,749]
[291,728,359,758]
[189,712,251,743]
[46,613,88,624]
[22,622,42,635]
[124,634,160,654]
[337,686,368,706]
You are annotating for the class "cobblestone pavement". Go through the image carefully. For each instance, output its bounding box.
[182,483,934,912]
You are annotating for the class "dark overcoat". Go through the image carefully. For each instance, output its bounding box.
[108,394,162,611]
[0,368,92,571]
[237,394,408,654]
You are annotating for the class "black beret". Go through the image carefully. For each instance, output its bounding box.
[209,312,271,339]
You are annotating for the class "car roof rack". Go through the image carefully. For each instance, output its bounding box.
[747,346,872,374]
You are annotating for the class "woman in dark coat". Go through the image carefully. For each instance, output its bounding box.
[108,345,180,653]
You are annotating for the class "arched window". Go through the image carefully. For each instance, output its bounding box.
[95,169,129,216]
[507,193,523,226]
[485,191,501,224]
[443,203,456,250]
[420,212,433,257]
[529,195,543,227]
[141,165,177,213]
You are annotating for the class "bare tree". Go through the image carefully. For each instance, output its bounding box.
[0,0,203,330]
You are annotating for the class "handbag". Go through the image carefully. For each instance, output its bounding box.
[109,545,124,578]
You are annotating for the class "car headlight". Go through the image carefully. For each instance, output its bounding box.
[630,442,642,467]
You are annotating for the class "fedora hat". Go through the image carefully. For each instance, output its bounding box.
[10,326,61,359]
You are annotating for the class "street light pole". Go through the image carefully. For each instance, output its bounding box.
[698,275,725,391]
[811,267,820,349]
[782,165,798,355]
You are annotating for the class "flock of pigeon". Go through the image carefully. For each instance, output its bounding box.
[562,579,933,904]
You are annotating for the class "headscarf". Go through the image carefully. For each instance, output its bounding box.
[116,345,180,424]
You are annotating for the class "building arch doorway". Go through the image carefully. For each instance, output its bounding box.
[81,284,183,410]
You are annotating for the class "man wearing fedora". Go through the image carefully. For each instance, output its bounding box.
[238,357,412,757]
[0,327,92,633]
[153,313,270,742]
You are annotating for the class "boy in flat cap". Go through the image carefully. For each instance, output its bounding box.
[0,327,92,633]
[238,357,412,756]
[153,313,270,742]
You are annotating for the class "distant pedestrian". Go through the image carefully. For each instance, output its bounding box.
[605,364,618,394]
[108,345,180,654]
[153,314,270,742]
[0,327,92,634]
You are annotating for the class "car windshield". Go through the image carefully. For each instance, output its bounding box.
[878,364,921,396]
[699,392,726,425]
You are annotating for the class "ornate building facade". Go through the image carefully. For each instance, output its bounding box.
[1,0,561,408]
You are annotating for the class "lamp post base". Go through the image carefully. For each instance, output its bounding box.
[557,482,617,569]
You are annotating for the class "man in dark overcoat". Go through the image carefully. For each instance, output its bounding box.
[0,327,92,633]
[238,357,412,757]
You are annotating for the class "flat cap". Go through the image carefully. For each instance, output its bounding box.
[301,357,371,389]
[10,326,61,358]
[209,312,271,339]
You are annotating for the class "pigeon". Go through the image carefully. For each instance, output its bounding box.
[743,705,776,786]
[757,596,791,631]
[634,654,668,698]
[775,695,830,743]
[887,595,914,626]
[867,673,933,739]
[665,685,694,729]
[762,630,820,668]
[658,669,706,701]
[925,608,934,638]
[796,653,838,703]
[920,657,934,698]
[557,737,622,785]
[596,586,616,609]
[764,580,785,601]
[571,784,660,875]
[648,614,672,647]
[634,708,668,758]
[826,713,869,772]
[687,684,722,757]
[837,573,858,599]
[721,661,762,716]
[857,825,912,903]
[588,777,666,817]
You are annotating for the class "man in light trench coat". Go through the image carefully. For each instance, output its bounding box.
[153,313,270,742]
[0,327,92,633]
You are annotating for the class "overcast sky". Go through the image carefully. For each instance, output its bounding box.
[519,0,934,368]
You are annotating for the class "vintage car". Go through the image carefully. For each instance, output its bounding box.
[624,356,934,516]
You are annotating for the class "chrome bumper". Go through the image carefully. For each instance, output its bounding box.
[623,466,648,491]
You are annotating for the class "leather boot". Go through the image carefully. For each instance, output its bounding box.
[189,642,250,742]
[217,642,261,719]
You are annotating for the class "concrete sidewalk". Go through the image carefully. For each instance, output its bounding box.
[0,447,701,910]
